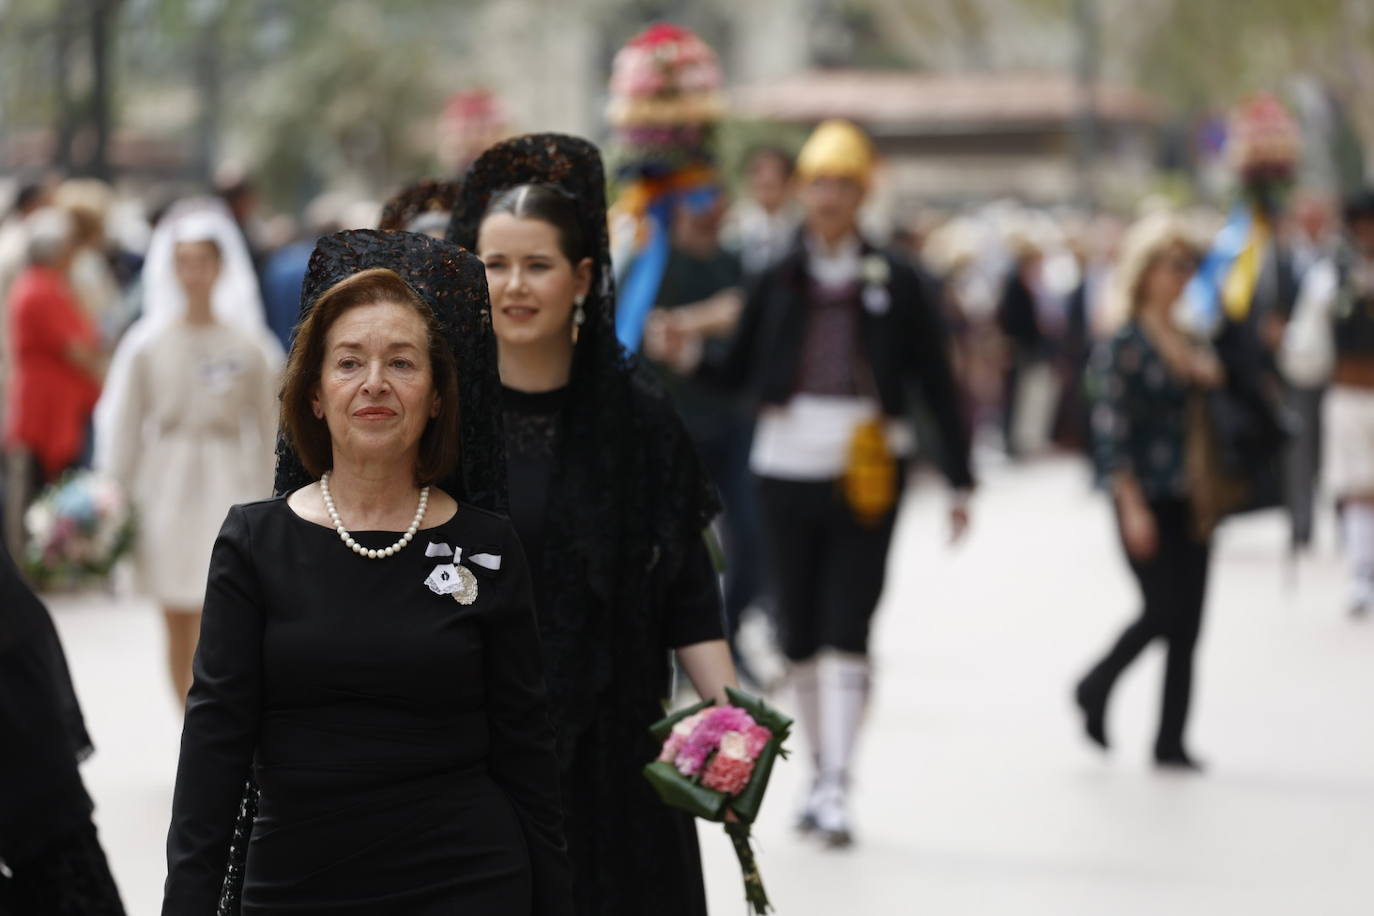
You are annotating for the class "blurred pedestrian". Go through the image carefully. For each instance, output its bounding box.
[0,180,56,325]
[261,196,345,351]
[94,201,281,705]
[997,237,1060,458]
[452,133,737,915]
[0,535,125,915]
[1281,188,1374,616]
[654,120,974,847]
[642,184,768,683]
[726,144,800,277]
[1051,232,1095,454]
[56,179,123,344]
[215,164,266,280]
[1182,93,1297,544]
[1076,214,1224,771]
[0,181,57,553]
[3,208,103,540]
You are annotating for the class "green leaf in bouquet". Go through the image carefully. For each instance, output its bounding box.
[724,686,794,740]
[722,687,794,825]
[643,760,730,821]
[647,696,715,743]
[728,738,783,825]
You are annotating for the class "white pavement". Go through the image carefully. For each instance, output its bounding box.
[50,456,1374,915]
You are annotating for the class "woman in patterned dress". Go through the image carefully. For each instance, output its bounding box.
[1075,214,1223,772]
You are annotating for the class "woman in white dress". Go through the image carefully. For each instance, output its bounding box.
[96,200,282,704]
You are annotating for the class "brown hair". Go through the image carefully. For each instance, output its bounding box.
[1103,212,1202,329]
[279,268,460,485]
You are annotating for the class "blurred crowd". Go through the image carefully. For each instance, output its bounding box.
[0,132,1364,582]
[4,84,1374,913]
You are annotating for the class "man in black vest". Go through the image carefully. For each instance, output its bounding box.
[1282,188,1374,616]
[649,119,974,847]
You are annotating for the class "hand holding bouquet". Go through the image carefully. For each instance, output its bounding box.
[645,687,791,914]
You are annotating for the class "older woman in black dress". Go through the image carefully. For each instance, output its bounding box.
[162,231,570,914]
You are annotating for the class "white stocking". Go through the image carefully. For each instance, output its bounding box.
[815,650,871,833]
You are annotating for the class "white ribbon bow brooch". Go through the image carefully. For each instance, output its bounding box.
[423,541,500,606]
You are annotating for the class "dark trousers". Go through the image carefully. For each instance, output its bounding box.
[1083,499,1212,756]
[1284,384,1324,550]
[693,420,765,639]
[755,473,903,661]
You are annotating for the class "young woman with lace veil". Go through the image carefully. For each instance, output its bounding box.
[448,133,738,915]
[162,230,570,914]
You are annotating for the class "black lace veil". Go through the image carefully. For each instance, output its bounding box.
[271,229,506,513]
[449,134,719,767]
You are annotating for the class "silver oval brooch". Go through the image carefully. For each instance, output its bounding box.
[424,560,479,605]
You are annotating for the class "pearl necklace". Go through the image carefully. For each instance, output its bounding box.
[320,471,429,560]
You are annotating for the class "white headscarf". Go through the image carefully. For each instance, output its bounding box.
[93,198,284,470]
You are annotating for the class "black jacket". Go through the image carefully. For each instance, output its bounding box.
[704,237,975,490]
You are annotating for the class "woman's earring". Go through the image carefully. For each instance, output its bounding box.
[572,295,586,343]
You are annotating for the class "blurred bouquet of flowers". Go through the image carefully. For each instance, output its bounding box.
[24,470,135,591]
[645,687,792,914]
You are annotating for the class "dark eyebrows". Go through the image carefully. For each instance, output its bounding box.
[330,340,423,353]
[480,249,556,262]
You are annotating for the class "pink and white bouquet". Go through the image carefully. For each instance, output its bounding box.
[23,470,135,591]
[645,687,791,914]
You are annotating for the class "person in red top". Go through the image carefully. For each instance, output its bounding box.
[4,208,103,485]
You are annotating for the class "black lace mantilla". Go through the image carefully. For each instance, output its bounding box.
[272,229,507,513]
[452,134,721,913]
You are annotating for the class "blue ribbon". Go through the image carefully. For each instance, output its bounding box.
[615,197,674,351]
[1184,204,1251,336]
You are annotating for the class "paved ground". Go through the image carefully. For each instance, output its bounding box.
[50,455,1374,915]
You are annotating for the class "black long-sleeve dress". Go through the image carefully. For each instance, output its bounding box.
[502,384,724,916]
[163,497,571,915]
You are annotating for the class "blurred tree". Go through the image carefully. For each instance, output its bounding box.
[1106,0,1374,183]
[226,1,448,210]
[0,0,121,179]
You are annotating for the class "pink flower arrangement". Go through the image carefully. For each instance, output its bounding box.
[644,689,792,914]
[609,22,723,101]
[656,705,771,794]
[701,731,755,794]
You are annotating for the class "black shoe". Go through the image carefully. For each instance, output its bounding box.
[1154,750,1205,773]
[1074,678,1109,751]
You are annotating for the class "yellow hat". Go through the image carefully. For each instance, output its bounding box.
[795,119,875,185]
